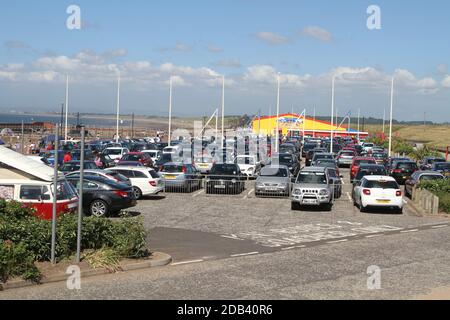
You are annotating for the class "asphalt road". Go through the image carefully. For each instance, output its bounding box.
[1,167,450,300]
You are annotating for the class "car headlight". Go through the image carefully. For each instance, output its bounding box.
[231,179,237,183]
[319,189,329,196]
[293,189,301,195]
[256,182,264,187]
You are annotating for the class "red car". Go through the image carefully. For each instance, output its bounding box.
[350,157,377,182]
[118,152,153,167]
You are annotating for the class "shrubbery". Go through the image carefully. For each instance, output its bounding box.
[418,179,450,213]
[0,200,150,283]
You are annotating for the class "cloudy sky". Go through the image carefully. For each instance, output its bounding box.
[0,0,449,122]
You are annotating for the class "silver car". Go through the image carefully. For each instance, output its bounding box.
[291,167,334,211]
[336,150,356,168]
[255,165,293,197]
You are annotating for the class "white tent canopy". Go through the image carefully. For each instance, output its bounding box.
[0,146,55,182]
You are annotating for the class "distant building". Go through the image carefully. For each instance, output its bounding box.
[252,113,369,138]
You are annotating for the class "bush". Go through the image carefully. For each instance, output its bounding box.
[0,201,150,283]
[418,179,450,213]
[0,241,41,283]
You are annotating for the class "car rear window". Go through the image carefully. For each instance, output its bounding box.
[211,164,239,174]
[149,170,160,179]
[396,162,418,170]
[356,168,386,180]
[122,154,141,161]
[355,159,376,166]
[363,180,399,189]
[420,175,444,181]
[341,151,354,156]
[163,165,183,173]
[260,167,288,177]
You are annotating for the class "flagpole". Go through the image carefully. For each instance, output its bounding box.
[64,75,69,142]
[115,74,120,143]
[275,73,281,153]
[388,78,394,157]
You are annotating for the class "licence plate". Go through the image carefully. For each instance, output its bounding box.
[303,199,318,204]
[165,175,177,180]
[214,185,226,189]
[199,164,208,167]
[376,199,391,204]
[266,187,278,191]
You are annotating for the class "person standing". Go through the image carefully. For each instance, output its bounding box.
[63,151,72,163]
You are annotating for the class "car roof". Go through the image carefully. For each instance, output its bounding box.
[301,166,327,172]
[359,164,385,169]
[112,166,154,171]
[362,175,396,181]
[415,170,445,175]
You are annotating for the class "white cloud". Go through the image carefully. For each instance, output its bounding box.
[442,76,450,88]
[212,59,242,68]
[254,32,288,45]
[242,65,309,88]
[302,26,333,42]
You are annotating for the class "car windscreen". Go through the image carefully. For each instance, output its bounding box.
[340,151,355,157]
[434,163,450,170]
[195,157,213,163]
[296,171,327,184]
[121,154,141,161]
[104,149,123,155]
[363,180,399,189]
[276,155,293,163]
[211,164,238,175]
[260,167,288,177]
[420,175,444,181]
[314,154,333,160]
[355,168,386,180]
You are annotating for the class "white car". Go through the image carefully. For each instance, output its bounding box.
[141,149,161,163]
[163,145,182,156]
[194,155,214,174]
[234,155,261,177]
[102,147,130,161]
[353,175,403,213]
[108,166,164,199]
[65,169,132,187]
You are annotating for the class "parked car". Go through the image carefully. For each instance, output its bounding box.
[390,161,419,185]
[159,163,202,192]
[205,163,245,194]
[65,169,132,187]
[404,171,445,198]
[291,166,334,211]
[336,150,356,168]
[350,157,377,182]
[234,155,261,178]
[302,142,319,158]
[352,176,403,213]
[60,161,99,173]
[255,165,293,197]
[305,148,327,166]
[141,149,162,163]
[352,164,387,194]
[71,149,95,161]
[420,157,447,171]
[310,153,335,167]
[118,152,153,167]
[271,153,300,176]
[387,157,411,172]
[108,166,164,199]
[102,147,130,161]
[431,162,450,177]
[66,176,136,217]
[372,153,388,166]
[194,154,215,174]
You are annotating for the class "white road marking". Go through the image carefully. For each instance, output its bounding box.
[281,245,306,251]
[365,234,384,238]
[192,189,204,198]
[171,259,204,266]
[403,199,408,204]
[230,252,259,257]
[326,239,349,244]
[346,192,352,202]
[400,229,419,233]
[248,188,254,196]
[220,234,245,241]
[432,225,449,229]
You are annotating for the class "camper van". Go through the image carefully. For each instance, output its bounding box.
[0,146,78,220]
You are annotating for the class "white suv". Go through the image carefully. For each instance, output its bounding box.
[353,175,403,213]
[108,166,164,199]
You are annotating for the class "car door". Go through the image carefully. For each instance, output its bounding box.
[353,179,363,203]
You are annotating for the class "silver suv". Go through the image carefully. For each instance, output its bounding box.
[291,166,334,211]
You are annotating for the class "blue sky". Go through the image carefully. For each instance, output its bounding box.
[1,0,450,122]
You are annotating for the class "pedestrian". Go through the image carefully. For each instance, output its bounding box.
[63,151,72,163]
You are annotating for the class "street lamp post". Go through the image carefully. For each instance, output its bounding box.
[115,75,121,143]
[168,77,173,146]
[388,78,395,157]
[275,73,281,153]
[221,75,225,148]
[330,76,335,154]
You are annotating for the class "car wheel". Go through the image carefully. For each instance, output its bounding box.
[132,187,142,199]
[359,200,367,213]
[324,203,333,211]
[291,202,300,211]
[396,207,403,214]
[90,199,109,217]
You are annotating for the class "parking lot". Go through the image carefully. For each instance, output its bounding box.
[135,167,449,264]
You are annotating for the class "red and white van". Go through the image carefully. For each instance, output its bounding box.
[0,146,78,220]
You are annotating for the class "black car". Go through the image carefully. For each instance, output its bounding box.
[302,142,319,157]
[420,157,446,171]
[205,163,245,194]
[305,148,327,166]
[390,161,419,184]
[66,176,136,217]
[271,153,300,175]
[60,161,99,173]
[352,164,387,194]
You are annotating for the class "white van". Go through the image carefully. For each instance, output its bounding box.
[0,146,78,220]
